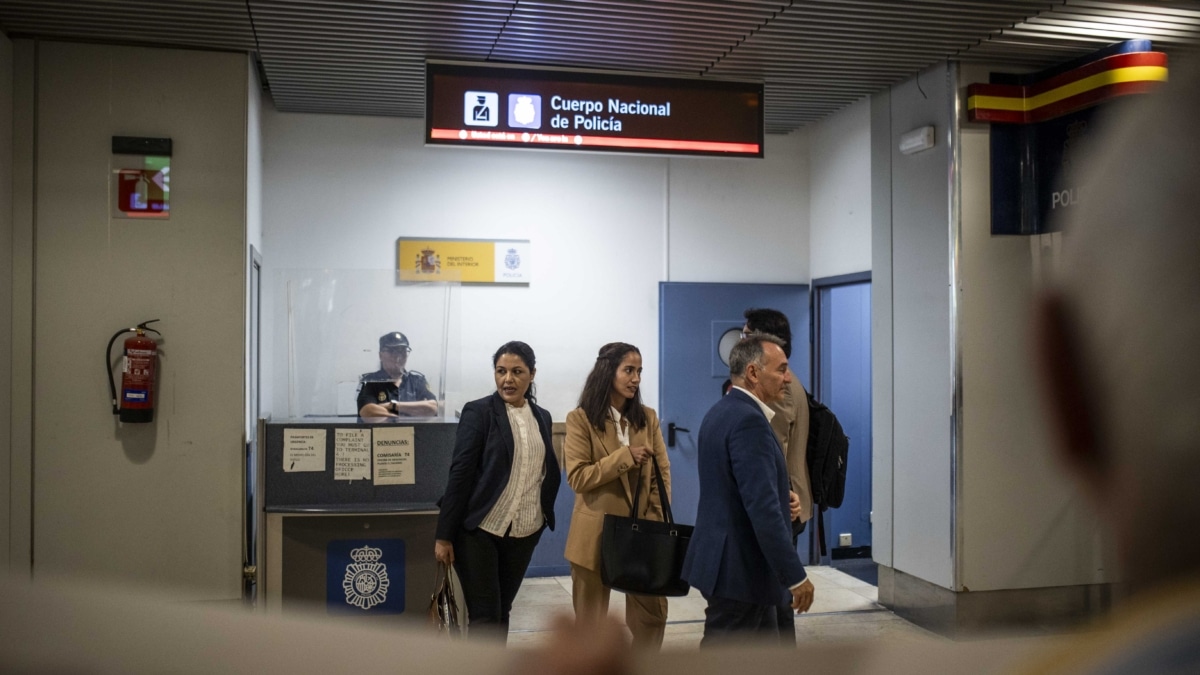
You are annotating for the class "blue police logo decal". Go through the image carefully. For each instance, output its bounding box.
[504,248,521,271]
[342,545,390,610]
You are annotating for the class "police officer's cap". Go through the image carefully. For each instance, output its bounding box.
[379,332,411,350]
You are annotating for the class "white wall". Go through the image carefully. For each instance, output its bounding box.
[870,89,894,569]
[876,60,1115,595]
[668,132,809,283]
[7,38,34,575]
[809,97,872,279]
[0,32,12,569]
[262,109,812,420]
[888,62,955,590]
[246,59,263,437]
[29,42,248,598]
[957,63,1112,591]
[247,63,263,255]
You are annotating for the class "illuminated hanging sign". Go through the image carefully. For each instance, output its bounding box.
[425,62,763,157]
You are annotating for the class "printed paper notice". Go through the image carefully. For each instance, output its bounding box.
[334,428,371,481]
[373,426,415,485]
[283,428,326,472]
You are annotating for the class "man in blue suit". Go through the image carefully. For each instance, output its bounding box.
[682,333,815,645]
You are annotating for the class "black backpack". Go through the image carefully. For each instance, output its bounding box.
[806,392,848,510]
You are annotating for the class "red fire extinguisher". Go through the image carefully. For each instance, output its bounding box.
[107,320,161,423]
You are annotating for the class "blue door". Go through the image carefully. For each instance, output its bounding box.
[526,475,577,577]
[659,282,810,558]
[814,280,872,560]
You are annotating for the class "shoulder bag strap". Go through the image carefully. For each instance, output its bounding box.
[431,560,447,594]
[629,460,643,518]
[651,457,674,525]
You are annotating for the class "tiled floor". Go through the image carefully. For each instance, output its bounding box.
[507,565,944,649]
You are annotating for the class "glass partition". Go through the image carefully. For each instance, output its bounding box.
[265,269,461,421]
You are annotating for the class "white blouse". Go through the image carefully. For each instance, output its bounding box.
[479,401,547,538]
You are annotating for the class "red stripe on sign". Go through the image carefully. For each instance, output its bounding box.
[581,135,760,153]
[968,52,1168,103]
[967,108,1025,124]
[969,80,1163,124]
[1026,51,1167,98]
[429,128,759,154]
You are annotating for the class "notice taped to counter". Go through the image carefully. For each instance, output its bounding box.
[284,428,327,472]
[373,426,415,485]
[334,428,371,481]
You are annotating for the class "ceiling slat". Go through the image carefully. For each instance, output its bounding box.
[1,0,1197,133]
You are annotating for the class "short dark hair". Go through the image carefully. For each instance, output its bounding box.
[578,342,647,433]
[492,341,538,404]
[743,308,792,358]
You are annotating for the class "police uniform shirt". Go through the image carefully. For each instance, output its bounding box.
[356,368,435,412]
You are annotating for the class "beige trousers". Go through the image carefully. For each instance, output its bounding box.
[570,563,668,649]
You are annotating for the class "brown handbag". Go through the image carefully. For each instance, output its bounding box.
[427,561,467,638]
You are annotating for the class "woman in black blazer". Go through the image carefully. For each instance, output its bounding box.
[434,341,560,642]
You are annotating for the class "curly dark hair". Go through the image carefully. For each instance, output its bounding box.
[493,341,538,404]
[578,342,647,433]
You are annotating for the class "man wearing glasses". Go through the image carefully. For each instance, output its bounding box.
[356,332,438,418]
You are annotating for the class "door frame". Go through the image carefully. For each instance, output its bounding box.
[808,271,871,565]
[809,271,872,403]
[245,245,263,604]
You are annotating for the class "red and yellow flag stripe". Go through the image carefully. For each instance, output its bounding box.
[967,51,1167,124]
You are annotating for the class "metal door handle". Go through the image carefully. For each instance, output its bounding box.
[667,422,690,448]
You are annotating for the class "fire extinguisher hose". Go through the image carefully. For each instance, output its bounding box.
[106,320,160,416]
[106,328,133,415]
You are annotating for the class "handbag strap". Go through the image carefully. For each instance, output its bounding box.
[627,455,674,524]
[651,457,675,524]
[431,560,450,595]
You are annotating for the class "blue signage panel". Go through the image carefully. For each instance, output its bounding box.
[979,40,1164,235]
[326,538,406,615]
[990,105,1107,235]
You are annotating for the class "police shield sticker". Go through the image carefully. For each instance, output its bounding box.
[327,539,406,614]
[495,241,531,283]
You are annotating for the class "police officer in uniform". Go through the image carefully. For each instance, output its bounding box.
[356,332,438,418]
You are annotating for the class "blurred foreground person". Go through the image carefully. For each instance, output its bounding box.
[1028,59,1200,674]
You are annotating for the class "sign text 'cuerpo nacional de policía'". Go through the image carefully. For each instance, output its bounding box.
[426,62,763,158]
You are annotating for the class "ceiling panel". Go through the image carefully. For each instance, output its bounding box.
[0,0,256,50]
[1,0,1197,133]
[250,0,514,116]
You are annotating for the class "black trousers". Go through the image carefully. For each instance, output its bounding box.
[775,599,796,646]
[453,526,543,643]
[775,527,804,647]
[700,593,780,648]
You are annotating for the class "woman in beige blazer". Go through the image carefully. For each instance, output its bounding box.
[564,342,672,649]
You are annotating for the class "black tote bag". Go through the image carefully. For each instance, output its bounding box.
[600,457,693,597]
